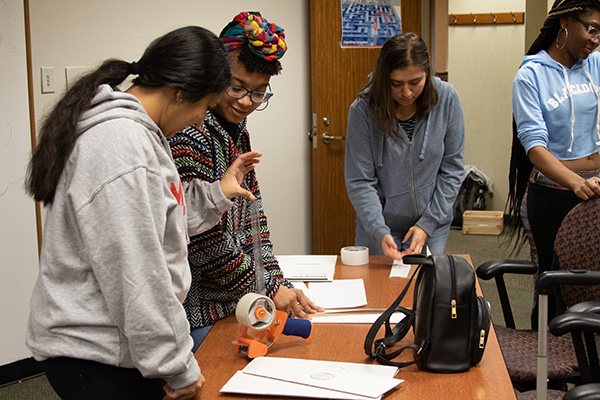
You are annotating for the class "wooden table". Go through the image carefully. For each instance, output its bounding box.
[194,255,516,399]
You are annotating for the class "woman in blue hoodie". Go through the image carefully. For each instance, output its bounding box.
[509,0,600,324]
[345,33,465,259]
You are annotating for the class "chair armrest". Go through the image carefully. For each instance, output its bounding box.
[564,383,600,400]
[476,259,537,280]
[567,301,600,314]
[549,312,600,336]
[537,270,600,295]
[476,259,537,329]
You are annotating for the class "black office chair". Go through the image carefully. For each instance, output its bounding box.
[477,197,600,395]
[518,280,600,400]
[548,301,600,400]
[564,384,600,400]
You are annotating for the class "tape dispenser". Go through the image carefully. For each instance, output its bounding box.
[235,293,312,358]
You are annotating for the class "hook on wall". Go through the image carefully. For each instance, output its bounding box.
[451,13,458,24]
[510,11,517,23]
[471,13,477,24]
[490,12,497,23]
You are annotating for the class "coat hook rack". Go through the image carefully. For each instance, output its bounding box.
[449,11,524,25]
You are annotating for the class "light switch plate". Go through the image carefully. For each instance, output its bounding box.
[41,67,55,93]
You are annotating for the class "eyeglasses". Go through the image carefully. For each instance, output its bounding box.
[574,16,600,41]
[226,85,273,104]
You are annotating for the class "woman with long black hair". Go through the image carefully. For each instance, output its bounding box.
[508,0,600,326]
[25,26,259,400]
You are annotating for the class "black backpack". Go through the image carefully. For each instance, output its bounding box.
[364,254,491,373]
[451,174,487,227]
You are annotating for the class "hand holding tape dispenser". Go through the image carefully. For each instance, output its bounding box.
[235,201,312,358]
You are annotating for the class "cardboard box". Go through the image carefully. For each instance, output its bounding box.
[462,210,504,235]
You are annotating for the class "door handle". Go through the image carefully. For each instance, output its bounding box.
[322,133,345,145]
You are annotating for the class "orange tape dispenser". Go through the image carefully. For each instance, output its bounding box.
[235,293,312,358]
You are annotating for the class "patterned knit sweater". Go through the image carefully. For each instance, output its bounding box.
[169,110,292,328]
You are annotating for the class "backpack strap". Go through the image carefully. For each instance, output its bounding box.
[364,263,424,368]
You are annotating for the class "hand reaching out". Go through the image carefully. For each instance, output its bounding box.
[400,226,429,257]
[219,151,262,200]
[272,286,324,319]
[380,234,403,260]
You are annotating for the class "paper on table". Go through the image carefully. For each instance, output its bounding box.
[311,308,406,324]
[389,259,412,278]
[221,371,381,400]
[221,359,400,400]
[308,279,367,309]
[388,246,431,278]
[277,255,337,281]
[241,357,402,399]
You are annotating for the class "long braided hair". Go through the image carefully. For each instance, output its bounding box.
[506,0,600,246]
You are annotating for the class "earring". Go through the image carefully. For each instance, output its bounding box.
[556,27,568,50]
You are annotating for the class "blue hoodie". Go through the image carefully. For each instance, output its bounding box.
[513,50,600,159]
[345,78,465,251]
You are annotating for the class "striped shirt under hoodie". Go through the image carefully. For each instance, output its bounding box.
[169,109,292,329]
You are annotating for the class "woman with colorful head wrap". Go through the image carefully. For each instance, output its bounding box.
[508,0,600,327]
[169,12,322,352]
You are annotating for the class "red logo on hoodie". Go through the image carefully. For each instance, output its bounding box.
[170,180,185,215]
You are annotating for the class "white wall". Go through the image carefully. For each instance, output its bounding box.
[448,0,526,210]
[0,0,40,365]
[29,0,311,255]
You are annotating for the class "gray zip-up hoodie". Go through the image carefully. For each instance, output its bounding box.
[345,78,465,250]
[26,85,230,389]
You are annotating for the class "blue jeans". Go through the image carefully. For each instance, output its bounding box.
[190,325,213,353]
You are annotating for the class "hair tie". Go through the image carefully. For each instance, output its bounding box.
[220,12,287,61]
[129,61,140,75]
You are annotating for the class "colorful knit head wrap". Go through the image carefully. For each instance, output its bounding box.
[220,12,287,62]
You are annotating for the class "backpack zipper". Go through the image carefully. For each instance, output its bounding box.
[450,256,457,319]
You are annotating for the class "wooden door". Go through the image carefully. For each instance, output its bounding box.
[310,0,422,254]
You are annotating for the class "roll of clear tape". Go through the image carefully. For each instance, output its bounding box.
[340,246,369,265]
[236,293,276,330]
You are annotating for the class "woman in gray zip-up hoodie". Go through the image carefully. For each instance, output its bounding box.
[345,33,465,259]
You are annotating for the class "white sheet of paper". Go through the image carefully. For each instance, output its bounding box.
[388,246,431,278]
[389,259,412,278]
[311,308,406,324]
[277,255,337,281]
[240,357,402,399]
[307,279,367,309]
[221,361,400,400]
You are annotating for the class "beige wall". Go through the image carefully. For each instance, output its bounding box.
[448,0,526,211]
[29,0,311,256]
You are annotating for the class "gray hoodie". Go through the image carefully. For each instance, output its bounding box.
[26,85,230,389]
[345,78,465,250]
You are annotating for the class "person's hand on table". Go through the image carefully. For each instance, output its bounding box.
[219,151,262,200]
[273,286,324,318]
[163,373,205,400]
[399,226,429,257]
[381,234,403,260]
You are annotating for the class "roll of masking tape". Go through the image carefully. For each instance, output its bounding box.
[340,246,369,266]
